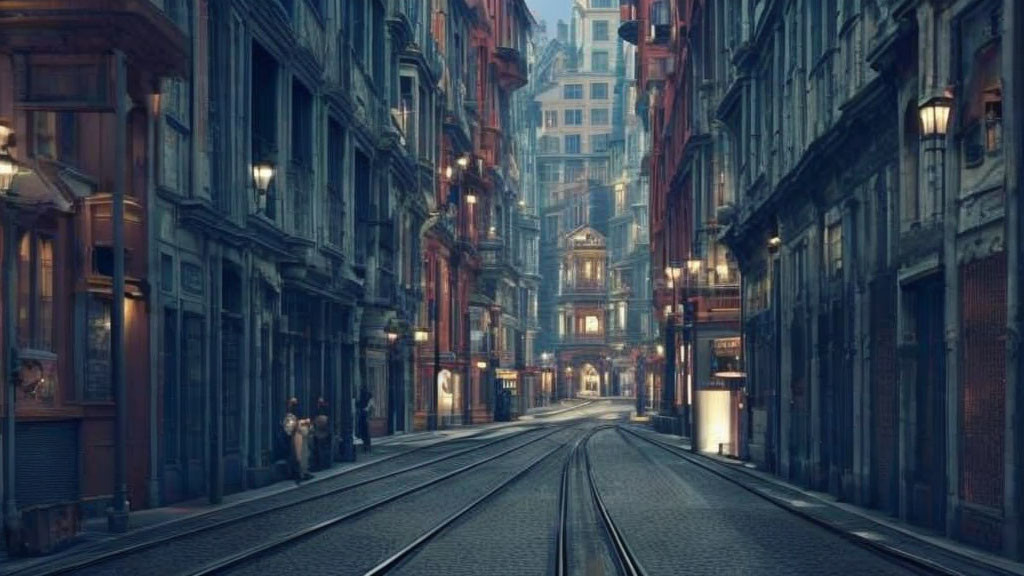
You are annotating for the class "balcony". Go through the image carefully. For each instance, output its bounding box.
[291,0,327,70]
[495,46,528,91]
[0,0,188,78]
[558,333,607,348]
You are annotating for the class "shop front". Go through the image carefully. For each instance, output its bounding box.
[495,368,518,421]
[695,336,745,455]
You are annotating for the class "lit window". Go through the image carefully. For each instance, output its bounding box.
[585,316,600,334]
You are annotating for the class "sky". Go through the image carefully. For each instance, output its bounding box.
[526,0,570,37]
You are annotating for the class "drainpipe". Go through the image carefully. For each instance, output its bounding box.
[1003,0,1022,558]
[146,90,161,509]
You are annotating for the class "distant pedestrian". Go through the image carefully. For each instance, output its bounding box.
[283,397,313,483]
[357,384,373,453]
[312,397,331,471]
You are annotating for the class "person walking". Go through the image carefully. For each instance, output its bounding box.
[283,397,313,483]
[357,384,373,454]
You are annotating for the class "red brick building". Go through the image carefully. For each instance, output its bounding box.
[0,0,187,547]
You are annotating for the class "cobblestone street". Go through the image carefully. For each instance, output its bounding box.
[2,401,1013,575]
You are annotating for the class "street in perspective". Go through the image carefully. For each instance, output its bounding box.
[0,0,1022,574]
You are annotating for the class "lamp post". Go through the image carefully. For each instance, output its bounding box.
[0,129,21,547]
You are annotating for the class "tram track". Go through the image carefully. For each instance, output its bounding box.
[616,426,977,576]
[16,424,566,576]
[187,423,580,575]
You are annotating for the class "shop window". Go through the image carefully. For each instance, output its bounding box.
[85,296,112,401]
[17,232,54,351]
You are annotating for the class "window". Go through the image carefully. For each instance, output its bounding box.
[372,0,385,86]
[591,134,610,153]
[352,0,365,63]
[564,109,583,126]
[17,232,54,351]
[592,20,609,41]
[85,296,112,400]
[565,161,584,182]
[538,162,560,182]
[591,0,614,7]
[32,112,77,166]
[291,81,313,167]
[563,84,583,99]
[327,121,345,247]
[590,83,609,99]
[544,110,558,128]
[585,316,600,334]
[584,260,593,279]
[539,136,560,154]
[591,109,610,126]
[565,135,581,154]
[592,51,609,72]
[826,221,842,278]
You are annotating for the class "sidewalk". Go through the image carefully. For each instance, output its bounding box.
[634,426,1024,576]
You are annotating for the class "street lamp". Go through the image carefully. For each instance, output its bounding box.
[0,152,17,196]
[919,94,953,140]
[252,162,275,213]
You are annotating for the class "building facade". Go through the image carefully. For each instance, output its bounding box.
[0,0,538,553]
[534,0,635,399]
[628,0,1024,560]
[0,0,188,548]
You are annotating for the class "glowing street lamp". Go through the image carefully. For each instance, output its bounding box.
[252,163,276,212]
[0,152,17,196]
[919,94,953,140]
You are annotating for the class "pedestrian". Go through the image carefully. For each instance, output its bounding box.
[357,384,373,453]
[312,397,331,471]
[282,397,300,482]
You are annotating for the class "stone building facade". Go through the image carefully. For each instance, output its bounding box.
[0,0,537,551]
[628,0,1024,559]
[534,0,642,399]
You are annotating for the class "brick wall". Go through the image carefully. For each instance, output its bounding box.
[960,253,1007,550]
